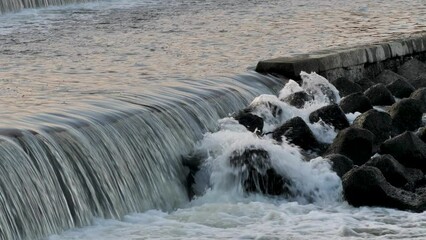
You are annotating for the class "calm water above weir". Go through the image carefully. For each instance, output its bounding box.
[1,0,426,239]
[1,0,426,119]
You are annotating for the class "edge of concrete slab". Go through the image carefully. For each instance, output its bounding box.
[256,34,426,81]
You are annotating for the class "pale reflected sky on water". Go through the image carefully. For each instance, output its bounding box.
[0,0,425,119]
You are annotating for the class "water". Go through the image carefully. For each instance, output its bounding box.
[0,0,426,239]
[49,73,426,240]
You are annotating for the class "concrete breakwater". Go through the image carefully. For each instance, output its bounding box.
[256,34,426,82]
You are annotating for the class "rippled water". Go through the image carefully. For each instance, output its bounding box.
[1,0,426,117]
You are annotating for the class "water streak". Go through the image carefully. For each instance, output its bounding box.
[0,0,95,13]
[0,73,283,239]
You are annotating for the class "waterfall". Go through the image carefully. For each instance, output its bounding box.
[0,73,283,239]
[0,0,95,14]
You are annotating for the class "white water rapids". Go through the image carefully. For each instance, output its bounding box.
[49,73,426,240]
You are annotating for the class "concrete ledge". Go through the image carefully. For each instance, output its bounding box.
[256,34,426,81]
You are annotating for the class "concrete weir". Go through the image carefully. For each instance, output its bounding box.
[256,35,426,81]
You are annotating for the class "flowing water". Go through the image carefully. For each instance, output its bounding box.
[0,0,426,239]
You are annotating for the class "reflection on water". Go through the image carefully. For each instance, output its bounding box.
[0,0,425,118]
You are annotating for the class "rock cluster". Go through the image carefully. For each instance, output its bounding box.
[190,58,426,212]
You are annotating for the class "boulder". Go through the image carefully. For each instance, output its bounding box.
[330,77,362,97]
[354,77,375,91]
[342,165,426,212]
[324,154,354,178]
[234,109,264,134]
[417,127,426,143]
[375,70,408,85]
[397,59,426,88]
[386,78,415,99]
[389,99,423,134]
[325,127,374,165]
[272,116,319,151]
[365,154,419,188]
[352,109,392,146]
[229,148,289,196]
[364,83,395,106]
[410,87,426,112]
[380,131,426,172]
[282,91,313,109]
[339,92,373,114]
[308,104,350,130]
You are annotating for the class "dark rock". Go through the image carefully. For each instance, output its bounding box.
[380,131,426,172]
[365,154,414,188]
[229,148,289,196]
[308,104,350,130]
[417,127,426,143]
[389,99,423,134]
[282,91,313,109]
[325,127,374,165]
[342,165,426,212]
[324,154,354,178]
[182,152,206,199]
[272,116,319,151]
[375,70,409,85]
[339,92,373,114]
[352,109,392,146]
[397,59,426,88]
[330,77,362,97]
[364,83,395,106]
[386,78,415,99]
[234,109,264,134]
[410,88,426,112]
[354,77,375,91]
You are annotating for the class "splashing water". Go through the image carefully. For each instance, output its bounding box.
[191,72,344,205]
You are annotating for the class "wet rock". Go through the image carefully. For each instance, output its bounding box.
[324,154,354,178]
[282,91,313,109]
[397,58,426,88]
[352,109,392,146]
[380,131,426,172]
[234,109,264,134]
[182,152,206,199]
[364,83,395,106]
[330,77,362,97]
[389,99,423,134]
[386,78,415,99]
[272,116,319,151]
[325,127,374,165]
[229,148,289,196]
[308,104,350,130]
[339,92,373,114]
[417,127,426,143]
[342,165,426,212]
[365,154,415,188]
[375,70,408,85]
[354,77,375,91]
[410,88,426,112]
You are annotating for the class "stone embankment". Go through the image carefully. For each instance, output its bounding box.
[256,35,426,83]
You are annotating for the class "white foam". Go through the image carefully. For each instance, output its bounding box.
[49,202,426,240]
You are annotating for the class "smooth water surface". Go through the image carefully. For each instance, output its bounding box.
[0,0,426,117]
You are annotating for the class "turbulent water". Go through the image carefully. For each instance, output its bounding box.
[49,73,426,240]
[0,0,426,239]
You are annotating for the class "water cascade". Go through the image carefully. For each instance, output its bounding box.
[0,73,283,239]
[0,0,95,14]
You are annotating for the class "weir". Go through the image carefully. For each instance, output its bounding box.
[0,0,95,13]
[0,73,283,239]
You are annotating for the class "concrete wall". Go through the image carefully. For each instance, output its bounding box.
[256,35,426,82]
